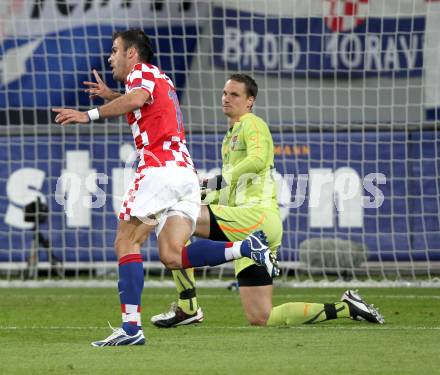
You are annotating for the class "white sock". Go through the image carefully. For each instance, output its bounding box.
[224,241,243,261]
[122,304,141,326]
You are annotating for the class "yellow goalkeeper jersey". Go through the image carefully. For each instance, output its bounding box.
[217,112,279,213]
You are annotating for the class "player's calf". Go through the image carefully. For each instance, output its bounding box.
[159,249,182,269]
[177,230,279,278]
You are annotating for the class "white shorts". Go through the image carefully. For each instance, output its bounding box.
[119,166,201,236]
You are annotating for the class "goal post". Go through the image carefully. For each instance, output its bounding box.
[0,0,439,286]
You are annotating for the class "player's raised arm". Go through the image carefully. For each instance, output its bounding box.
[83,69,122,102]
[52,89,150,125]
[98,88,150,118]
[52,108,89,125]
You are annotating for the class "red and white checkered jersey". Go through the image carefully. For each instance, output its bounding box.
[125,63,194,171]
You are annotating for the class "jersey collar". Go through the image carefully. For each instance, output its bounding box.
[239,113,253,121]
[229,112,253,131]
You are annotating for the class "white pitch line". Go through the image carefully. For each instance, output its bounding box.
[271,294,440,300]
[0,326,103,330]
[157,293,440,300]
[0,326,439,331]
[149,293,440,300]
[8,293,439,300]
[197,326,440,331]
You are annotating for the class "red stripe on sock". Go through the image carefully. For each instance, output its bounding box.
[119,254,143,266]
[137,305,141,312]
[225,242,233,248]
[181,246,192,268]
[121,304,126,313]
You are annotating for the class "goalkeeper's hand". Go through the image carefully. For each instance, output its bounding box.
[200,177,212,200]
[200,174,227,199]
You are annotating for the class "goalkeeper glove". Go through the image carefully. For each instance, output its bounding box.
[200,174,227,199]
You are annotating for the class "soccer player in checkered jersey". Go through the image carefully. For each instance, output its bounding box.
[53,29,278,346]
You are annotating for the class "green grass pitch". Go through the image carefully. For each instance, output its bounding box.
[0,287,439,375]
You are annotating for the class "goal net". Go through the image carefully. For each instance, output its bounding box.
[0,0,439,286]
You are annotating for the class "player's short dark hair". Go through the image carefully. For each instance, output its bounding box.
[112,28,154,63]
[229,73,258,98]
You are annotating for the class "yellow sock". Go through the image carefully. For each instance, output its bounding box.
[267,302,350,326]
[172,268,198,315]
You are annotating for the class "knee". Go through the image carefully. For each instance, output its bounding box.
[247,316,268,326]
[114,235,124,254]
[114,234,140,258]
[159,245,182,269]
[114,235,130,254]
[246,311,270,326]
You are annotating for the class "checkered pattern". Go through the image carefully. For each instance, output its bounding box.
[121,303,142,326]
[124,63,194,169]
[163,136,195,168]
[324,0,369,32]
[118,164,200,223]
[118,175,142,221]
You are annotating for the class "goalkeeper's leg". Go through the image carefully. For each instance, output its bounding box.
[236,265,350,326]
[171,239,200,317]
[172,268,199,316]
[267,292,386,325]
[267,302,350,325]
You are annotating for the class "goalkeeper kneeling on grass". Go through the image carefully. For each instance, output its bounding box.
[151,73,384,328]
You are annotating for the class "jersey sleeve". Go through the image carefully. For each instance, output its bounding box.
[126,64,155,96]
[222,117,271,185]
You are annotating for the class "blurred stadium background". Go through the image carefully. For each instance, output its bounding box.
[0,0,439,286]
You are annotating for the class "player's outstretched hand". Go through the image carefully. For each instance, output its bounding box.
[52,108,89,125]
[83,69,114,101]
